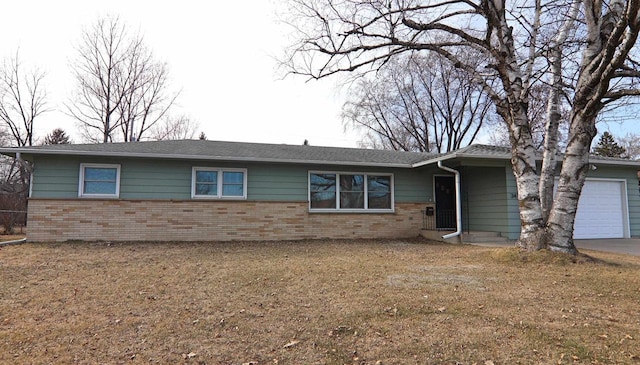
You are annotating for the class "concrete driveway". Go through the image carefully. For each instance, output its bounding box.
[470,238,640,256]
[575,238,640,256]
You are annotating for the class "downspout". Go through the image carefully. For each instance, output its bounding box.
[437,161,462,240]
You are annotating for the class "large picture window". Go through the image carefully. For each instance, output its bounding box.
[309,172,393,211]
[192,167,247,199]
[79,164,121,198]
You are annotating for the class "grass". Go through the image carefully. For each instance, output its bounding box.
[1,238,639,364]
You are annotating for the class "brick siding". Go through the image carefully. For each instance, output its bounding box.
[26,199,431,242]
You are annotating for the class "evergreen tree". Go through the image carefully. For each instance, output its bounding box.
[43,128,71,145]
[592,132,627,158]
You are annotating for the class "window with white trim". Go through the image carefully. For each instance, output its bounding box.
[192,167,247,199]
[309,172,393,211]
[79,164,121,198]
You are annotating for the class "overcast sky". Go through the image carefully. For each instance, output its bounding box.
[1,0,361,147]
[3,1,639,149]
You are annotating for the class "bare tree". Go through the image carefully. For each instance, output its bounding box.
[117,55,180,142]
[488,84,569,149]
[282,0,640,254]
[66,16,131,143]
[67,15,180,143]
[618,132,640,159]
[147,114,199,141]
[0,52,49,147]
[343,53,494,153]
[0,52,45,233]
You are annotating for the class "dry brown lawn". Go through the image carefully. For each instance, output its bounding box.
[1,239,640,365]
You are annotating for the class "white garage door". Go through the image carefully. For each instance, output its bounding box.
[573,180,627,239]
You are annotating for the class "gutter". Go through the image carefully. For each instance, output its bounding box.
[437,161,462,240]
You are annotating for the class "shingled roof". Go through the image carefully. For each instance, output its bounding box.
[0,139,439,168]
[2,140,639,167]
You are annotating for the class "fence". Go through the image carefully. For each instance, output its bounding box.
[421,199,470,233]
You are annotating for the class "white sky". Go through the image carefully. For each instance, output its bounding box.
[1,0,361,147]
[2,1,639,149]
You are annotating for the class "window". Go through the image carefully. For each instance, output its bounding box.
[79,164,120,198]
[194,170,218,196]
[367,175,392,209]
[222,171,244,197]
[310,173,336,209]
[340,174,365,209]
[309,172,393,211]
[192,167,247,199]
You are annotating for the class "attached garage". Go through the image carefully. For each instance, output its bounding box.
[573,179,630,239]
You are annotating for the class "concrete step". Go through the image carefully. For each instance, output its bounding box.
[420,230,461,244]
[462,231,512,243]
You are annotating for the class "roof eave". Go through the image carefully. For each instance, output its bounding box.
[589,158,640,167]
[412,152,512,167]
[0,148,415,168]
[5,146,638,168]
[411,154,458,168]
[411,150,640,168]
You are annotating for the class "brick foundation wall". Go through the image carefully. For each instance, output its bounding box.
[26,199,430,242]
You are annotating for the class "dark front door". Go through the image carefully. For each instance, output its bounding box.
[435,176,456,230]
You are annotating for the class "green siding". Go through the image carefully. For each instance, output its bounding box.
[120,160,191,199]
[394,166,435,203]
[31,156,80,199]
[248,165,309,201]
[30,156,433,204]
[462,165,513,238]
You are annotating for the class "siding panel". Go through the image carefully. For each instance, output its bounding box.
[30,156,434,204]
[463,165,511,237]
[394,166,434,203]
[31,157,80,199]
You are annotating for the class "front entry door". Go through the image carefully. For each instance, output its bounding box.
[434,176,456,230]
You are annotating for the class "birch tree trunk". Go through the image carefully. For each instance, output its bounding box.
[539,57,562,223]
[539,0,581,224]
[545,118,595,254]
[512,135,546,249]
[486,0,545,249]
[545,0,640,253]
[495,102,544,249]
